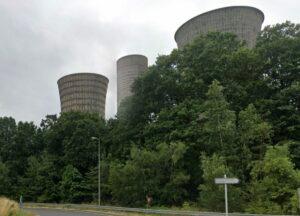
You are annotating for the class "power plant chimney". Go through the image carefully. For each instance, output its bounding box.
[57,73,109,118]
[175,6,264,49]
[117,54,148,107]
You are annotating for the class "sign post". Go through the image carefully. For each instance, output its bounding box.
[224,177,228,215]
[19,195,23,209]
[297,188,300,212]
[215,175,239,216]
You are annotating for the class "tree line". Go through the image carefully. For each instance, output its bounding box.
[0,21,299,214]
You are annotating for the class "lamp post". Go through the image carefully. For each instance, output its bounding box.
[297,188,300,212]
[91,136,101,206]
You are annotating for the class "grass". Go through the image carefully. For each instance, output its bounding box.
[0,197,35,216]
[25,203,159,216]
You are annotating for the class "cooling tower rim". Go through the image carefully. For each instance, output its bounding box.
[117,54,148,63]
[57,72,109,84]
[174,5,265,42]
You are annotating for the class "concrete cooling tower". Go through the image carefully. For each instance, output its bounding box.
[57,73,109,118]
[117,54,148,107]
[175,6,264,49]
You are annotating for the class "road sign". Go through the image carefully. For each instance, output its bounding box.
[214,175,239,216]
[297,188,300,210]
[215,177,239,184]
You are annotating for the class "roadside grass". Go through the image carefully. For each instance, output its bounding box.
[149,202,200,211]
[25,202,202,216]
[25,203,159,215]
[0,197,35,216]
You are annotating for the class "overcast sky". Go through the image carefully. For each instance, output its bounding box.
[0,0,299,124]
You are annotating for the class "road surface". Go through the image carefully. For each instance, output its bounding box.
[26,208,108,216]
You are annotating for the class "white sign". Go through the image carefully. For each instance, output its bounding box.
[297,188,300,209]
[215,178,239,184]
[214,175,240,216]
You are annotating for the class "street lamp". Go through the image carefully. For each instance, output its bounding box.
[91,136,101,206]
[297,188,300,212]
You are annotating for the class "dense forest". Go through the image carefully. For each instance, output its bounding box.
[0,22,299,214]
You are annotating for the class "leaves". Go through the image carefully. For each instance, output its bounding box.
[109,142,189,206]
[198,154,243,212]
[247,145,300,214]
[0,21,299,214]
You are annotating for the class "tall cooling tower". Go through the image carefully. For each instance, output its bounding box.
[117,54,148,107]
[175,6,264,49]
[57,73,109,118]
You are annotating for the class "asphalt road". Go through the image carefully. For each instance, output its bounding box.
[26,208,108,216]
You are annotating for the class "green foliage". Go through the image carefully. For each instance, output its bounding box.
[236,104,273,181]
[289,140,300,169]
[44,112,106,173]
[201,80,237,160]
[60,165,86,203]
[0,117,40,198]
[0,162,10,196]
[198,154,243,212]
[238,104,272,161]
[84,160,111,202]
[257,21,300,45]
[142,99,203,200]
[22,154,61,203]
[255,21,300,143]
[109,142,189,206]
[238,104,272,171]
[246,145,300,214]
[0,117,17,161]
[0,21,299,213]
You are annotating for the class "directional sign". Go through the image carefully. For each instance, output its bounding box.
[214,175,239,216]
[297,188,300,209]
[215,177,239,184]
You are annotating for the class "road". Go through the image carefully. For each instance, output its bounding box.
[26,208,108,216]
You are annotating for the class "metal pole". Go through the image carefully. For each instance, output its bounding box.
[297,188,300,212]
[224,174,228,216]
[98,138,101,206]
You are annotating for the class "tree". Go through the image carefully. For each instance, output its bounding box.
[143,99,203,200]
[21,156,43,201]
[84,159,111,203]
[274,81,300,142]
[237,104,273,182]
[0,161,11,197]
[238,104,272,161]
[0,117,17,162]
[0,119,39,197]
[60,165,86,203]
[109,142,189,206]
[201,80,237,165]
[198,154,243,212]
[116,32,253,153]
[44,112,106,174]
[257,21,300,46]
[0,21,299,210]
[289,140,300,169]
[22,154,61,203]
[247,145,300,214]
[255,21,300,143]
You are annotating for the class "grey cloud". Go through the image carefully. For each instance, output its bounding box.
[0,0,299,124]
[0,1,154,123]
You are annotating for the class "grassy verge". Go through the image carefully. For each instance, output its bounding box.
[25,203,158,215]
[0,197,35,216]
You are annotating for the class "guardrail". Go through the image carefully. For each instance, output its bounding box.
[24,203,295,216]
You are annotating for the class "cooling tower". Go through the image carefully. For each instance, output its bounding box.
[57,73,109,118]
[117,54,148,107]
[175,6,264,49]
